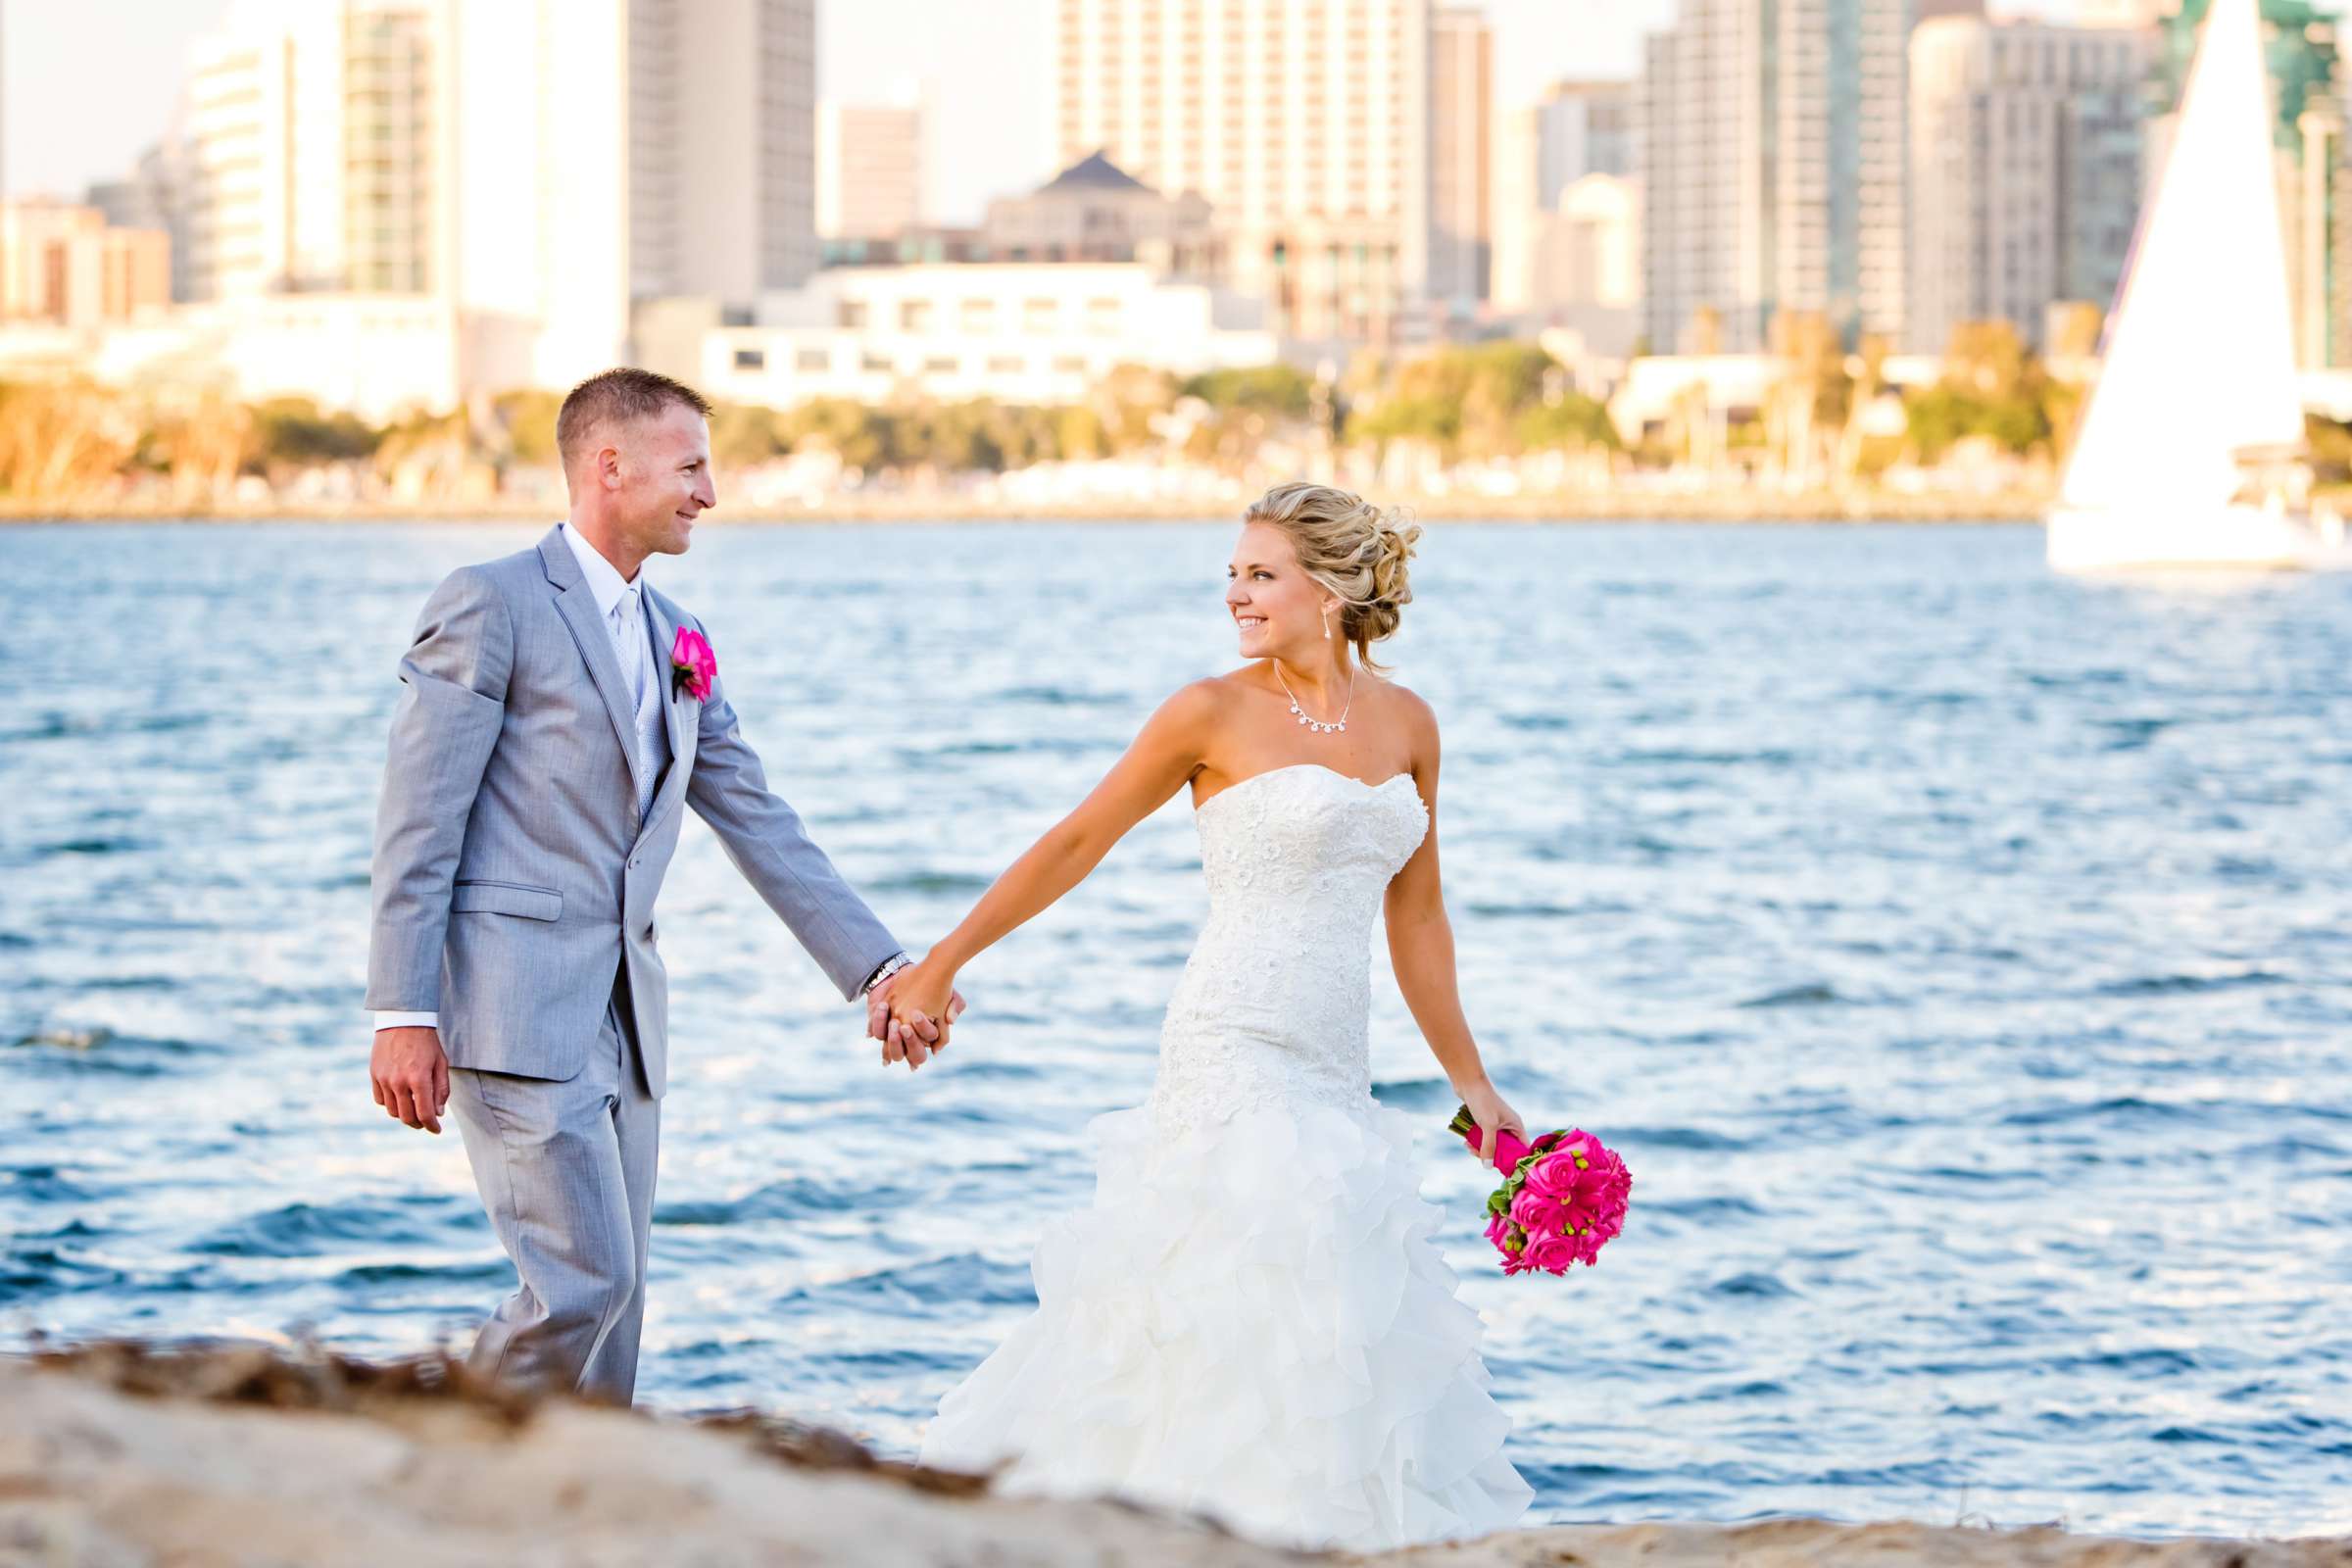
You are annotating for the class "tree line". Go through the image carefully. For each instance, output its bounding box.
[2,320,2309,506]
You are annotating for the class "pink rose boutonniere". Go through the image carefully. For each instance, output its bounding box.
[669,627,715,703]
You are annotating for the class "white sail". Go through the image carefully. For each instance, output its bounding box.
[2060,0,2304,514]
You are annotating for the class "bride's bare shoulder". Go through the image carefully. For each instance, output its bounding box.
[1366,674,1436,725]
[1365,677,1441,764]
[1143,674,1246,735]
[1181,668,1271,708]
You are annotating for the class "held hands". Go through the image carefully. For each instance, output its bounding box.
[867,961,966,1071]
[371,1026,451,1134]
[1460,1079,1527,1172]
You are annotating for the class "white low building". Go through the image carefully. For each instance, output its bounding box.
[696,263,1281,407]
[0,294,459,423]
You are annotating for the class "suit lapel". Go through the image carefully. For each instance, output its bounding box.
[539,527,649,807]
[634,587,700,847]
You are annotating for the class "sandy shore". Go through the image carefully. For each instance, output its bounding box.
[2,1344,2339,1567]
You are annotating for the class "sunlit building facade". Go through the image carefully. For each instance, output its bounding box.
[1908,17,2150,353]
[1640,0,1912,352]
[1053,0,1433,345]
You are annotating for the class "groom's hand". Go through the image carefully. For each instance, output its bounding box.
[371,1026,451,1134]
[867,972,966,1070]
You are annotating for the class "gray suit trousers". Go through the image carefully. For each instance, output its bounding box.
[447,985,659,1403]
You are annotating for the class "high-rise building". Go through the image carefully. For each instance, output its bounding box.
[1052,0,1433,345]
[449,0,816,385]
[1908,18,2149,354]
[172,0,814,385]
[1493,99,1642,354]
[1640,0,1911,353]
[816,100,925,243]
[344,4,439,294]
[183,14,295,302]
[1429,7,1493,311]
[183,0,443,302]
[621,0,815,303]
[1499,77,1639,341]
[1534,80,1634,208]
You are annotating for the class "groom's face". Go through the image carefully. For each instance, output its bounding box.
[616,404,716,560]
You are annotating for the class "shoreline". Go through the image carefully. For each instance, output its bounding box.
[5,1342,2339,1566]
[0,492,2049,525]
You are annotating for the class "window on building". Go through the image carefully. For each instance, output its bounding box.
[1085,297,1120,334]
[733,347,766,371]
[796,347,830,372]
[862,350,893,373]
[1053,355,1086,374]
[923,355,957,373]
[838,300,867,329]
[901,298,935,332]
[1025,298,1058,332]
[987,354,1024,373]
[961,298,997,333]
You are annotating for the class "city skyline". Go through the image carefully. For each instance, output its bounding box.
[8,0,1722,222]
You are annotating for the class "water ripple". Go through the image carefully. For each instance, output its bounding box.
[4,521,2349,1537]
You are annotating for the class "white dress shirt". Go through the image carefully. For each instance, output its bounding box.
[374,524,658,1034]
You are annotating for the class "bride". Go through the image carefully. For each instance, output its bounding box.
[881,481,1535,1551]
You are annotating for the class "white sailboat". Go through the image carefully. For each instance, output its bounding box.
[2047,0,2352,571]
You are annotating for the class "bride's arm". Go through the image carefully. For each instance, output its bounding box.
[885,681,1221,1032]
[1384,697,1525,1166]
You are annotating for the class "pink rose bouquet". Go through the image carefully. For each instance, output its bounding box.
[1449,1104,1632,1276]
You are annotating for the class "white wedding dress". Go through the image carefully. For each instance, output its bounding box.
[919,762,1534,1552]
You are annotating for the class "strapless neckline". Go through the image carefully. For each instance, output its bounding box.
[1194,762,1416,816]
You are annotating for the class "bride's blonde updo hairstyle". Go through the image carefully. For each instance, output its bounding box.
[1243,481,1422,672]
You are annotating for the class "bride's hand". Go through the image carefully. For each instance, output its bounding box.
[1460,1081,1526,1171]
[883,959,958,1070]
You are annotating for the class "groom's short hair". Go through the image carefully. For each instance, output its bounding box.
[556,368,714,471]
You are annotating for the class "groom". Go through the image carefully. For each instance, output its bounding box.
[366,368,957,1403]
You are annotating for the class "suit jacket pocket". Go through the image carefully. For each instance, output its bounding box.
[452,879,563,921]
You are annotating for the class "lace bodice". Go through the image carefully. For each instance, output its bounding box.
[1150,763,1429,1138]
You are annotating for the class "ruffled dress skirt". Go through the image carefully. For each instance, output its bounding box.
[917,1096,1534,1552]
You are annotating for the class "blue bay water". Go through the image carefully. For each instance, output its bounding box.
[2,520,2348,1537]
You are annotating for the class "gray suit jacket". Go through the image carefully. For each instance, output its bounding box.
[365,525,900,1095]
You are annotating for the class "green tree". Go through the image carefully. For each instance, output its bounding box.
[1345,341,1561,461]
[1765,310,1850,483]
[710,402,788,466]
[1054,404,1107,461]
[1180,364,1313,419]
[1904,320,2061,462]
[1089,364,1179,454]
[249,397,378,473]
[488,389,564,467]
[1515,393,1619,452]
[780,397,899,472]
[0,380,141,500]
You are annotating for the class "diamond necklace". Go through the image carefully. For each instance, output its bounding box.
[1272,660,1354,735]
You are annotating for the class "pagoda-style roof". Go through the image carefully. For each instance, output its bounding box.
[1036,150,1156,195]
